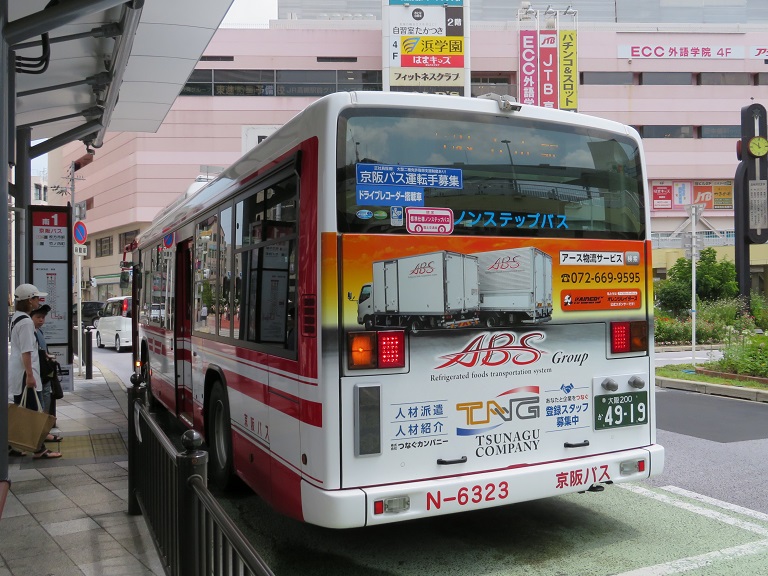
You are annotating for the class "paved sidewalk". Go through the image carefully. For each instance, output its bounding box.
[1,364,164,576]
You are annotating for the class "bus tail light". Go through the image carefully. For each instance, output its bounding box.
[349,332,376,369]
[610,321,648,353]
[377,331,405,368]
[348,330,406,370]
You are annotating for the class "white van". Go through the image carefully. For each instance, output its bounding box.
[96,296,133,352]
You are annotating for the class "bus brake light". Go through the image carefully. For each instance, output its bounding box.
[348,331,406,369]
[378,331,405,368]
[610,321,648,353]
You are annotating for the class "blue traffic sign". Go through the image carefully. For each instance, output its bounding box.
[73,220,88,244]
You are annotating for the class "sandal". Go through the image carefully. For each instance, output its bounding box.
[33,449,62,459]
[46,434,63,442]
[8,448,27,457]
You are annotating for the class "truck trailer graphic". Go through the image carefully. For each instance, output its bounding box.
[351,247,553,331]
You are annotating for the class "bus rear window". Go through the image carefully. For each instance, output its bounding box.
[336,108,645,240]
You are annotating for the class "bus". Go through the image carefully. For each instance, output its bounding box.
[132,91,664,529]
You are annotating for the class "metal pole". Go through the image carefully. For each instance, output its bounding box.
[1,0,12,510]
[71,162,84,376]
[177,430,207,576]
[691,204,697,366]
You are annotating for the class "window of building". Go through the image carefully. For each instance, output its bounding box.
[581,72,634,85]
[757,73,768,86]
[700,125,741,138]
[33,183,43,201]
[471,74,515,98]
[640,72,692,85]
[640,125,695,138]
[336,70,382,91]
[95,236,113,257]
[84,241,91,260]
[698,72,752,85]
[118,230,139,251]
[182,68,383,97]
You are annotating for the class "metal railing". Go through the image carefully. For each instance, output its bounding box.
[651,230,736,249]
[127,383,275,576]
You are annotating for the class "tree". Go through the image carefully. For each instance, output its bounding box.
[655,247,738,316]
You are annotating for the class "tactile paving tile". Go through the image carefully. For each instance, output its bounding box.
[49,433,127,459]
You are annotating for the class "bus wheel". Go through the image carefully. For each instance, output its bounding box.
[208,382,234,490]
[115,336,122,353]
[485,315,497,328]
[96,332,104,348]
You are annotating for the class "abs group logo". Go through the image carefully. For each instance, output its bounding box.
[436,331,546,369]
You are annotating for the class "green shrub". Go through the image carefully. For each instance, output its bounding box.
[716,332,768,377]
[749,292,768,331]
[653,315,723,345]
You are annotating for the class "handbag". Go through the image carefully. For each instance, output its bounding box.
[8,387,56,452]
[50,362,64,400]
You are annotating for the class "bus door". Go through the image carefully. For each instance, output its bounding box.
[176,240,194,426]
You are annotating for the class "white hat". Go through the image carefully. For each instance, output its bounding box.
[14,283,48,301]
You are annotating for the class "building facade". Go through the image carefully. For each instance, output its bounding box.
[50,13,768,298]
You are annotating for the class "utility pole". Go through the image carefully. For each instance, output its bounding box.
[54,162,85,374]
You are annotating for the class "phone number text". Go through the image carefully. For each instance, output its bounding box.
[561,272,641,284]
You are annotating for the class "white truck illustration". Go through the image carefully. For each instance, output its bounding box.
[350,247,552,331]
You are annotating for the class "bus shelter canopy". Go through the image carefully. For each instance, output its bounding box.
[9,0,234,148]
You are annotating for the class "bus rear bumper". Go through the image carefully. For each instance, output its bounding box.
[301,444,664,529]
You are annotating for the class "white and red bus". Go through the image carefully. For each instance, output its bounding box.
[132,91,664,528]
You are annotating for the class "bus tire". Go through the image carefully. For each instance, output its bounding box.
[96,332,104,348]
[207,382,234,490]
[115,336,122,353]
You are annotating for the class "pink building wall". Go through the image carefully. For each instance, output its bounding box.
[52,22,768,287]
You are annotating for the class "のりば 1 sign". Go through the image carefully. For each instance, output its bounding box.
[406,207,454,235]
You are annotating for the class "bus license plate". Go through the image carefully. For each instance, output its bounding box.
[594,391,648,430]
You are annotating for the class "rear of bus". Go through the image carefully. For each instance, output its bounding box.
[311,92,663,527]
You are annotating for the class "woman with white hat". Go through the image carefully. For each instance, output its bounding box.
[8,283,61,459]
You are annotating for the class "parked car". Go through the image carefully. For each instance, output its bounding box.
[73,301,105,327]
[96,296,133,352]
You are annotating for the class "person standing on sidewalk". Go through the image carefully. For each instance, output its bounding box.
[31,304,62,443]
[8,284,61,459]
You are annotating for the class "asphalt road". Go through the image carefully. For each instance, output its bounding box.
[91,340,768,575]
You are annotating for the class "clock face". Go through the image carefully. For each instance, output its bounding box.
[749,136,768,157]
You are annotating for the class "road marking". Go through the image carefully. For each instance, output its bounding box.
[613,540,768,576]
[660,486,768,523]
[613,485,768,575]
[620,484,768,536]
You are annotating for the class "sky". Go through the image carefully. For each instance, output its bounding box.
[222,0,277,25]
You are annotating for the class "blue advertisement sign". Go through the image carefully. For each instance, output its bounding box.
[356,163,463,189]
[355,163,463,207]
[356,185,425,207]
